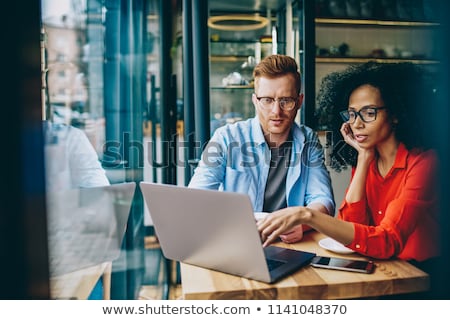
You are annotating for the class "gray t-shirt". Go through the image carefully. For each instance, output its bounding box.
[263,140,292,213]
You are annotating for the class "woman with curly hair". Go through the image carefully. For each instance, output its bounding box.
[258,62,441,295]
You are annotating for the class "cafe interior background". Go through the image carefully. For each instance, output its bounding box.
[1,0,450,299]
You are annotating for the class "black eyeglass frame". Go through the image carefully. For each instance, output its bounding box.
[254,96,298,111]
[340,106,387,123]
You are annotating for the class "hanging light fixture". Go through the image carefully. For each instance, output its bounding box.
[208,14,269,31]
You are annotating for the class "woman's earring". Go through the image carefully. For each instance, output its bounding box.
[392,118,398,129]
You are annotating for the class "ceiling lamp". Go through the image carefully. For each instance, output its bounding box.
[208,14,269,31]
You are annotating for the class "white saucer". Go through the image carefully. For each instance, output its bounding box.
[318,237,355,254]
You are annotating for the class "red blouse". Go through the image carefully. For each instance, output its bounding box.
[338,143,440,261]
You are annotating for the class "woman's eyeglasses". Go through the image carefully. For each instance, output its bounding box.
[340,106,386,123]
[255,96,297,111]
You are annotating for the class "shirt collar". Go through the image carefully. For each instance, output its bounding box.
[392,142,408,169]
[250,117,267,145]
[250,116,299,147]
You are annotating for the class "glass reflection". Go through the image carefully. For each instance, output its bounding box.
[46,183,135,277]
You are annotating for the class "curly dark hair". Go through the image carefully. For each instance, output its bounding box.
[315,61,439,171]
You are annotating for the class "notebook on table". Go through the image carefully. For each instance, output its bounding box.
[140,182,315,283]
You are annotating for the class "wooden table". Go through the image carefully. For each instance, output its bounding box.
[180,231,429,299]
[50,262,112,299]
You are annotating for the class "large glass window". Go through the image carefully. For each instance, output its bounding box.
[38,0,316,300]
[41,0,148,300]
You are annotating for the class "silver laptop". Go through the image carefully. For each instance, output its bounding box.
[140,182,316,283]
[47,182,136,276]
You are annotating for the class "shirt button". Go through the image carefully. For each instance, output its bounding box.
[355,244,361,249]
[378,210,382,215]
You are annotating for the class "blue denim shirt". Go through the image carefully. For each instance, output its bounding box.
[188,117,335,214]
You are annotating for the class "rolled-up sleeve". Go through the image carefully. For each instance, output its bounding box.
[338,147,439,261]
[303,133,335,215]
[338,199,369,224]
[188,132,227,190]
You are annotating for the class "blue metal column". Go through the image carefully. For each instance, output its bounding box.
[104,0,121,146]
[191,0,210,159]
[159,0,177,185]
[183,0,196,183]
[300,0,316,128]
[104,0,146,300]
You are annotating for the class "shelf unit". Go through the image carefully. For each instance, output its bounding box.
[315,17,440,65]
[300,4,443,207]
[207,1,302,134]
[209,40,275,133]
[310,15,441,130]
[210,55,250,63]
[315,17,439,27]
[316,57,439,64]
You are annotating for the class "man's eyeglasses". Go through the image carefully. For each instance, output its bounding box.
[340,106,387,124]
[255,96,297,111]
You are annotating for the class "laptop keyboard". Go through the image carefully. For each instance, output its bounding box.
[266,258,285,271]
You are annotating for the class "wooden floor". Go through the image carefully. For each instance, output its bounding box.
[139,235,183,300]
